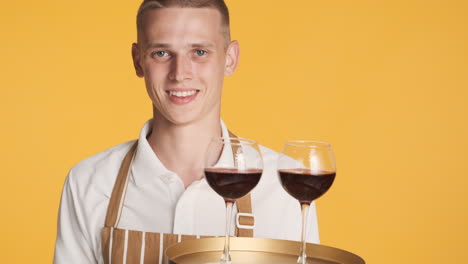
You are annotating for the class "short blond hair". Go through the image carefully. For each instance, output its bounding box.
[136,0,231,42]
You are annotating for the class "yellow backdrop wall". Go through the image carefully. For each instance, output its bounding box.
[1,0,467,263]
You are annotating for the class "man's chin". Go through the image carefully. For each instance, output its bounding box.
[159,112,204,126]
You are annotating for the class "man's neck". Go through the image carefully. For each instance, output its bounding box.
[147,115,222,188]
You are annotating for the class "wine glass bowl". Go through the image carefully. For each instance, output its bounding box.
[278,140,336,264]
[204,167,263,203]
[204,137,263,263]
[278,168,335,205]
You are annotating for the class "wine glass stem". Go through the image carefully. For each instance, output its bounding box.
[298,203,310,264]
[221,201,234,263]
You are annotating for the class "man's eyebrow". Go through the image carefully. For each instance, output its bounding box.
[145,43,171,50]
[191,42,216,49]
[144,42,216,50]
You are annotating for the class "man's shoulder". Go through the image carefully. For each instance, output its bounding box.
[68,140,136,185]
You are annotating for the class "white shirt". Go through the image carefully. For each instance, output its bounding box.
[53,120,319,263]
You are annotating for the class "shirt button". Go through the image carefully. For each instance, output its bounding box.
[161,173,173,184]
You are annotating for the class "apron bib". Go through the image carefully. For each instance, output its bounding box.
[101,137,255,264]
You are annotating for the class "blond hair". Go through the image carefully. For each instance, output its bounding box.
[136,0,231,42]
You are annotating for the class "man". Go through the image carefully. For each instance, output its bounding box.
[54,0,319,263]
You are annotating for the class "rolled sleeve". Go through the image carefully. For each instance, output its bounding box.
[53,170,97,264]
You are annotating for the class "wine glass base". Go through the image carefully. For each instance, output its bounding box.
[297,255,308,264]
[220,252,232,263]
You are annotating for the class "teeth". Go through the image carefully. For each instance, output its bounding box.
[169,90,197,97]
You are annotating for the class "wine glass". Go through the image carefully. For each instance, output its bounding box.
[204,137,263,263]
[277,141,336,264]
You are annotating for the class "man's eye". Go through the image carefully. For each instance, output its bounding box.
[153,51,168,57]
[195,50,207,56]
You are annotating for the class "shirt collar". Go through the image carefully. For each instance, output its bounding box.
[130,119,230,185]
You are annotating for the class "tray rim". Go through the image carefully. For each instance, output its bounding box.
[165,237,365,264]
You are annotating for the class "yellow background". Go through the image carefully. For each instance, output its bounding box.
[1,0,467,263]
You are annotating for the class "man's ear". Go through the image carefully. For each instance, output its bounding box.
[224,40,240,76]
[132,43,144,77]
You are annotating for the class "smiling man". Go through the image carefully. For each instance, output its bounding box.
[132,4,238,188]
[54,1,319,263]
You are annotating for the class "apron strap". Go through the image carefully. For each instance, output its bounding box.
[104,142,138,227]
[228,130,254,238]
[236,194,254,237]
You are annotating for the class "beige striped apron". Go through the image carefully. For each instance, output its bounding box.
[101,139,255,264]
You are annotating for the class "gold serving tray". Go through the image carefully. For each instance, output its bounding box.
[165,237,365,264]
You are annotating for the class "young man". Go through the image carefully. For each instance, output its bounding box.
[54,1,319,263]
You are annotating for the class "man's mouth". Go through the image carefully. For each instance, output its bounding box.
[166,89,200,105]
[167,90,199,97]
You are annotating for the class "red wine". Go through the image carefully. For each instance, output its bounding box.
[279,169,335,204]
[205,168,262,202]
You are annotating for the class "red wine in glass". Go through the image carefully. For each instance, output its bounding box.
[205,168,262,202]
[278,168,335,205]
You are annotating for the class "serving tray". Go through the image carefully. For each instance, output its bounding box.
[165,237,364,264]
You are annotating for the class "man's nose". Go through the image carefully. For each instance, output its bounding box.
[169,55,193,82]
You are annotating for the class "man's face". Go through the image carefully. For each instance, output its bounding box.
[133,7,239,125]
